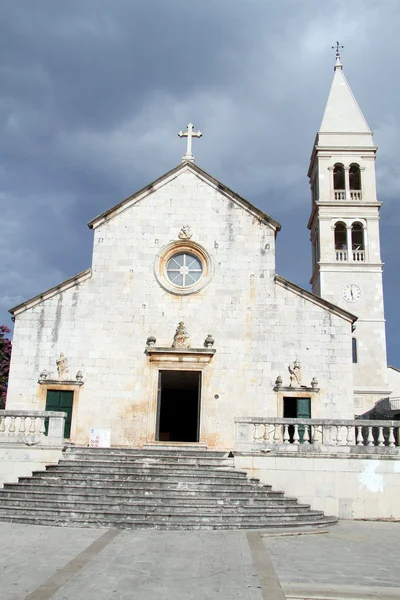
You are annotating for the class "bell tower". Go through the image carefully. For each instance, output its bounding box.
[307,51,390,411]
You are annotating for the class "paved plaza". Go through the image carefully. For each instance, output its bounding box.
[1,521,400,599]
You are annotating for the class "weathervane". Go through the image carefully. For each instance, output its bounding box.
[178,123,202,163]
[332,41,344,61]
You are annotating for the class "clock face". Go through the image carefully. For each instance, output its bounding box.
[342,284,361,303]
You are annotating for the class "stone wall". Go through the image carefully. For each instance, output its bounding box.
[235,453,400,520]
[0,446,64,487]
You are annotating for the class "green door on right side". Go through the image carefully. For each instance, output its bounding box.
[296,398,311,442]
[45,390,74,438]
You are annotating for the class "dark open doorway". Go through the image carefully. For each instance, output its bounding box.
[157,371,201,442]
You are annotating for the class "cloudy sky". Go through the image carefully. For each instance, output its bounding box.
[1,0,399,364]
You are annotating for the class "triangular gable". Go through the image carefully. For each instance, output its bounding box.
[88,161,281,233]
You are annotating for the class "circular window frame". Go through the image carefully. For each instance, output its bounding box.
[155,240,213,296]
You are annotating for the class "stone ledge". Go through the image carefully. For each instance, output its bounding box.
[234,448,400,459]
[145,347,216,364]
[273,386,320,393]
[38,379,84,386]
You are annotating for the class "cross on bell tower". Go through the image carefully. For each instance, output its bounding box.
[332,41,344,60]
[178,123,202,163]
[332,41,344,69]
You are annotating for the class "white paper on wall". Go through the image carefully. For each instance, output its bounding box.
[89,428,111,448]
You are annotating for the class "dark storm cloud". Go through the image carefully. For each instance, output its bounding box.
[1,0,400,361]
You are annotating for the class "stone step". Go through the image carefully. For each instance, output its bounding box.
[142,444,211,452]
[57,458,236,475]
[0,505,327,522]
[0,500,314,514]
[65,447,227,458]
[7,481,282,494]
[13,481,275,494]
[0,484,297,506]
[0,514,337,530]
[63,453,234,466]
[0,447,336,530]
[46,464,245,477]
[25,472,259,485]
[0,491,304,506]
[2,484,291,499]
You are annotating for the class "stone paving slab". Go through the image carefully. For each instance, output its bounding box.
[1,521,400,599]
[263,521,400,599]
[0,523,108,600]
[0,523,270,600]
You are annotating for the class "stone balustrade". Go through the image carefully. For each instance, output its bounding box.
[0,410,66,447]
[352,250,365,262]
[334,190,346,200]
[335,250,347,262]
[235,417,400,453]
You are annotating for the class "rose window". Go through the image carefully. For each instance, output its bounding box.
[166,252,203,287]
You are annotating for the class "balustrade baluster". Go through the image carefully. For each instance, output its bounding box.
[336,425,343,446]
[19,417,26,433]
[29,417,36,434]
[377,427,385,447]
[346,425,353,445]
[388,427,395,447]
[273,424,280,444]
[356,426,364,445]
[303,425,310,444]
[293,424,300,445]
[313,425,321,444]
[367,426,374,446]
[9,417,16,433]
[283,424,290,444]
[0,416,5,433]
[39,418,46,434]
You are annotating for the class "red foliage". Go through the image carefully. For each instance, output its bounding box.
[0,326,12,409]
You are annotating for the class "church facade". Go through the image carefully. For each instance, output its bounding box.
[5,57,399,450]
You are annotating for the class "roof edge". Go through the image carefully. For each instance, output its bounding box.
[275,274,357,323]
[188,163,281,232]
[88,162,186,229]
[10,269,92,316]
[88,161,281,232]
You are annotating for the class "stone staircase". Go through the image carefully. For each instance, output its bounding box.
[0,447,337,529]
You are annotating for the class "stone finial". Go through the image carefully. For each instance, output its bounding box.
[146,336,157,347]
[288,360,302,388]
[204,334,214,348]
[178,225,192,240]
[275,375,283,388]
[76,371,84,382]
[40,369,49,380]
[311,377,319,389]
[172,322,191,348]
[56,353,69,380]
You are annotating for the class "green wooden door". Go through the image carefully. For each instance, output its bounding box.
[45,390,74,438]
[296,398,311,443]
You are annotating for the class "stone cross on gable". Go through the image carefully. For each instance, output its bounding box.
[178,123,202,163]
